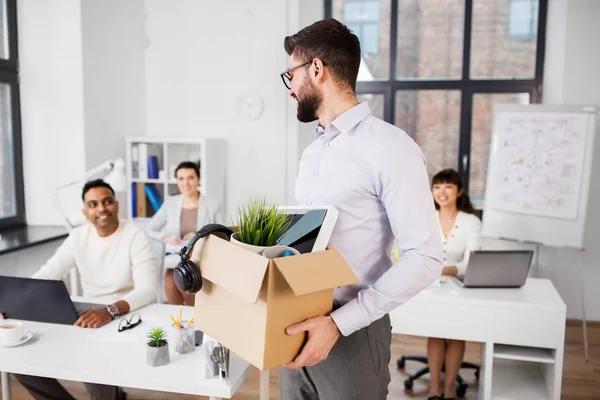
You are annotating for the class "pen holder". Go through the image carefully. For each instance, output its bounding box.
[175,324,195,354]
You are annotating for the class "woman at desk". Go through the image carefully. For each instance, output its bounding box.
[428,168,481,400]
[146,161,223,306]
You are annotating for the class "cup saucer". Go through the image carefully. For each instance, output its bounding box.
[0,331,34,348]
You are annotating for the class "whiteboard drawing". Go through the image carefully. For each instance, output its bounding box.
[486,112,587,220]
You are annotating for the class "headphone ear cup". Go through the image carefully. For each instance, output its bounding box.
[173,259,203,295]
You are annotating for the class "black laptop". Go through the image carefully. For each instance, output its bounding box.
[0,276,104,324]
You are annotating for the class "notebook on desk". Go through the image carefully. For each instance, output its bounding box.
[0,276,104,324]
[453,250,534,288]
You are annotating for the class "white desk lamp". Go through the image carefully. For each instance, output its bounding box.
[53,158,127,231]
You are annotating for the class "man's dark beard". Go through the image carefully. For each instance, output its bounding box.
[296,81,322,123]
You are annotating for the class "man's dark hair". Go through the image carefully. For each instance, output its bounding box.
[175,161,200,178]
[81,179,115,201]
[284,18,361,92]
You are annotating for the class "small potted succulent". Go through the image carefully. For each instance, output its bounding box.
[146,327,169,367]
[230,196,291,254]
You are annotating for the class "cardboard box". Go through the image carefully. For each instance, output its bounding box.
[191,234,359,371]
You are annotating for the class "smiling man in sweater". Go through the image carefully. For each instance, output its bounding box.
[13,179,159,400]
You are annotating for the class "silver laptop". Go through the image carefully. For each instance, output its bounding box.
[453,250,534,288]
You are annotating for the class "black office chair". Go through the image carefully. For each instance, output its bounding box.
[397,354,479,398]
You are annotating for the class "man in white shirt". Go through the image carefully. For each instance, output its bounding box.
[279,19,443,399]
[14,179,159,400]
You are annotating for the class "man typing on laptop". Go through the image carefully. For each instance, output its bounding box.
[13,179,159,400]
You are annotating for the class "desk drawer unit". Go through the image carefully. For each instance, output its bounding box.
[389,299,489,342]
[493,308,563,349]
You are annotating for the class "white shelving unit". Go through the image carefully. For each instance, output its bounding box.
[490,344,559,400]
[125,137,226,220]
[491,359,550,400]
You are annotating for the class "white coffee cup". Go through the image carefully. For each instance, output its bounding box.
[0,321,25,345]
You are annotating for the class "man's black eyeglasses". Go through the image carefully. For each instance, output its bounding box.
[118,313,142,332]
[280,60,313,90]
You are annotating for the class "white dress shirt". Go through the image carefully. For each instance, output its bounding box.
[439,211,482,276]
[32,220,159,311]
[295,102,443,336]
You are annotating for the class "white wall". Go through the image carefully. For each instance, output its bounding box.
[144,0,298,218]
[17,0,87,225]
[81,0,146,170]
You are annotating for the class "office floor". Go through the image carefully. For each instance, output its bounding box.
[7,321,598,400]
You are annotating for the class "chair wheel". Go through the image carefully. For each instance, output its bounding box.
[404,378,413,390]
[475,369,480,379]
[397,357,406,369]
[456,384,467,397]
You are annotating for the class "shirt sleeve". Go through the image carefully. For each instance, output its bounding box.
[32,234,77,280]
[455,217,482,275]
[330,140,443,336]
[121,230,159,311]
[145,202,168,240]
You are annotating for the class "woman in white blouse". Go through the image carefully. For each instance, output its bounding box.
[146,161,223,306]
[427,169,481,400]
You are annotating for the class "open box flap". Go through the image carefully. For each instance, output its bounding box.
[190,235,269,303]
[272,249,359,296]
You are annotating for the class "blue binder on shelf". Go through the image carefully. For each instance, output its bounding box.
[144,184,163,212]
[131,183,137,218]
[147,156,160,179]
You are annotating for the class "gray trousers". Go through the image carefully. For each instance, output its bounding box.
[13,374,124,400]
[280,314,391,400]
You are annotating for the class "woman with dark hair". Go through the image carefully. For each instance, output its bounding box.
[427,168,481,400]
[146,161,223,306]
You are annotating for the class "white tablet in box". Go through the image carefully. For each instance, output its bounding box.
[277,206,339,254]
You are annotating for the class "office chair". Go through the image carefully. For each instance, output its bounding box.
[397,353,479,398]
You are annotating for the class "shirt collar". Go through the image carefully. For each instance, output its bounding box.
[314,102,371,139]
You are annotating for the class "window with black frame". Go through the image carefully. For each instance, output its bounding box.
[326,0,546,208]
[0,0,24,229]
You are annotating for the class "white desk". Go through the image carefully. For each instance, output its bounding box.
[0,303,253,400]
[389,278,566,400]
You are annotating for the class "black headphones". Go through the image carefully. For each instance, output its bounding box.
[173,224,234,295]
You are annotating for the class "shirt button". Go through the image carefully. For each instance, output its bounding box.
[325,142,330,147]
[314,171,319,176]
[307,201,312,205]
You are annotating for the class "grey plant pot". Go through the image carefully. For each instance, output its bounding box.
[147,344,170,367]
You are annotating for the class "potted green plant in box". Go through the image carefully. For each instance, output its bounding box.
[230,196,291,254]
[146,327,169,367]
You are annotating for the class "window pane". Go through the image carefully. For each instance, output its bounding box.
[395,90,461,178]
[470,93,530,204]
[471,0,539,79]
[0,83,16,219]
[0,0,7,59]
[357,93,384,120]
[396,0,464,79]
[335,0,390,80]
